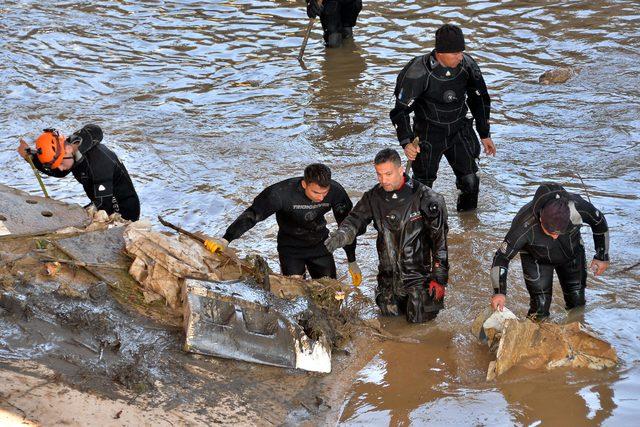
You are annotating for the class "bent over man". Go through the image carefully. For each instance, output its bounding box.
[490,183,610,320]
[306,0,362,48]
[390,23,496,211]
[18,124,140,221]
[213,164,361,285]
[324,149,449,323]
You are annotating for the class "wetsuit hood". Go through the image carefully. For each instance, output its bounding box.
[531,183,571,219]
[68,124,103,155]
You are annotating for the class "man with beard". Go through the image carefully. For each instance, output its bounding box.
[324,148,449,323]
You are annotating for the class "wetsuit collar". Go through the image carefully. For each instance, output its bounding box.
[398,175,407,190]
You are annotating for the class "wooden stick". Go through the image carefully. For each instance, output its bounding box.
[298,18,316,62]
[405,137,420,174]
[157,215,205,244]
[297,1,323,62]
[25,155,50,198]
[38,256,123,270]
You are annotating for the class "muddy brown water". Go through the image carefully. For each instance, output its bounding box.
[1,0,639,425]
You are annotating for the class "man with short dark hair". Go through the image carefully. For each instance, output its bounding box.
[209,164,361,284]
[306,0,362,48]
[17,124,140,221]
[324,148,449,323]
[490,183,610,320]
[390,23,496,212]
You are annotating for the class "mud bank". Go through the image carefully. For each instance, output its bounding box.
[0,235,377,425]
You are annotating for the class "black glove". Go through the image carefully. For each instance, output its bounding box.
[306,0,323,19]
[324,229,349,253]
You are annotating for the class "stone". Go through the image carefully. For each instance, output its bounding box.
[475,307,618,380]
[539,67,575,84]
[88,282,109,302]
[0,184,90,238]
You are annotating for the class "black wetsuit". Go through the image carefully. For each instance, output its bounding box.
[223,177,356,279]
[390,50,491,211]
[308,0,362,48]
[491,183,610,319]
[331,175,449,323]
[32,124,140,221]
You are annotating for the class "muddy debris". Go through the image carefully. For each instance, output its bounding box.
[0,193,379,423]
[473,306,618,380]
[111,346,155,393]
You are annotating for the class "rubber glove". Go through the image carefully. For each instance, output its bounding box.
[324,229,349,253]
[348,261,362,287]
[428,280,445,301]
[204,237,228,254]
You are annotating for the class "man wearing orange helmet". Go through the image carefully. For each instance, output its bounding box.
[17,124,140,221]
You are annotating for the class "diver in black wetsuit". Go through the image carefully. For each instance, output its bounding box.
[390,23,496,212]
[324,149,449,323]
[490,183,610,320]
[18,124,140,221]
[306,0,362,48]
[211,164,362,284]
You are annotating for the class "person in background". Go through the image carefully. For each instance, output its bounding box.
[390,23,496,212]
[306,0,363,48]
[18,124,140,221]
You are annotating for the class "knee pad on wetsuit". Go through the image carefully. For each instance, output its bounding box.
[456,173,480,212]
[405,287,441,323]
[564,289,586,310]
[325,32,342,48]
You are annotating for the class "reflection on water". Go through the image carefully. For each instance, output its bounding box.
[1,0,639,424]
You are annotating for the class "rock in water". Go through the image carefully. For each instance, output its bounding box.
[539,67,575,84]
[473,307,617,380]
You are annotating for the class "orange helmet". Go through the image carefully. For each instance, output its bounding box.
[35,128,66,170]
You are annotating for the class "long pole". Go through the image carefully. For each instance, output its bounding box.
[25,154,49,198]
[298,0,323,62]
[298,18,316,62]
[157,215,205,244]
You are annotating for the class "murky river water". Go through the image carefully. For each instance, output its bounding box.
[1,0,639,425]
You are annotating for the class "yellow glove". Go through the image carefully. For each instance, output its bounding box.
[204,238,228,254]
[348,261,362,287]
